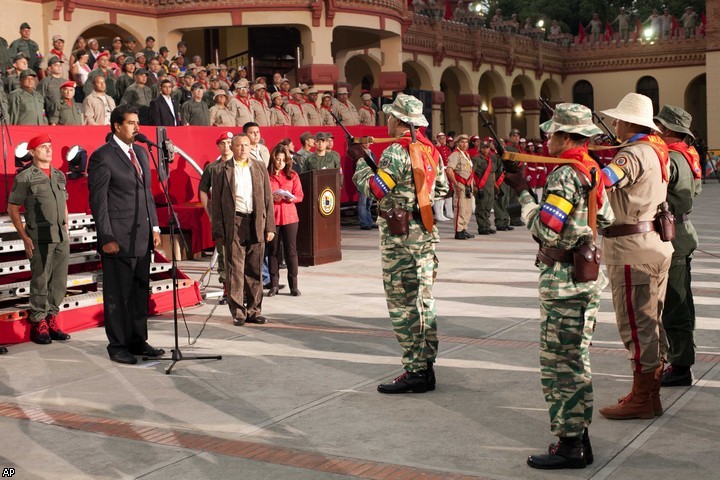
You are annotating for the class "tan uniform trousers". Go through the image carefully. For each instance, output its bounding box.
[607,258,671,373]
[453,186,473,233]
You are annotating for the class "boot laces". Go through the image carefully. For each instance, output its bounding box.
[47,316,60,331]
[35,320,50,335]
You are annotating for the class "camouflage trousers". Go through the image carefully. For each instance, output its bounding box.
[539,267,602,438]
[381,241,439,373]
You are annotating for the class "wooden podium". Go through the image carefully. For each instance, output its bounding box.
[296,169,342,266]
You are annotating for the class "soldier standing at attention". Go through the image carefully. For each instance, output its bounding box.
[8,69,46,125]
[7,134,72,345]
[48,81,83,125]
[351,94,448,394]
[597,93,674,421]
[504,104,615,469]
[654,105,702,387]
[446,134,475,240]
[472,140,497,235]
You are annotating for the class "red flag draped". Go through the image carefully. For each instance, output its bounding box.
[604,22,614,42]
[699,13,706,36]
[578,23,587,43]
[671,16,680,38]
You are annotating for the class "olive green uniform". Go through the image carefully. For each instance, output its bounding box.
[48,98,83,125]
[302,153,343,187]
[472,153,496,232]
[180,99,210,126]
[8,88,47,125]
[8,166,69,322]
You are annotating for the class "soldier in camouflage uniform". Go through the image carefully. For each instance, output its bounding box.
[504,104,615,470]
[654,106,702,387]
[351,94,449,394]
[473,140,497,234]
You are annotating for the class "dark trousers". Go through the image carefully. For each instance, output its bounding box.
[268,222,299,290]
[662,255,696,366]
[225,214,264,321]
[102,252,151,355]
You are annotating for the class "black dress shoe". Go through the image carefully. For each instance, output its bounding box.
[0,346,8,354]
[233,317,246,326]
[661,365,692,386]
[528,437,586,470]
[246,315,268,324]
[510,220,525,227]
[130,343,166,357]
[377,370,428,394]
[496,225,514,231]
[454,232,468,240]
[218,294,228,305]
[291,288,301,296]
[266,287,279,297]
[360,226,373,230]
[109,351,138,365]
[477,228,493,235]
[489,229,497,234]
[462,230,475,238]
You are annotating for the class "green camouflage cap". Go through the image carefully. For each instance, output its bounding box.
[382,93,428,127]
[654,105,694,139]
[540,103,603,137]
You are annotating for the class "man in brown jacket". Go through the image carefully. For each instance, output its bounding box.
[211,134,275,326]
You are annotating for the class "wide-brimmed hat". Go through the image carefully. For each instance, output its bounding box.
[289,87,302,95]
[381,93,429,127]
[454,134,469,143]
[654,105,694,139]
[270,91,283,100]
[600,93,660,132]
[213,90,228,100]
[336,87,349,95]
[253,83,267,92]
[540,103,603,137]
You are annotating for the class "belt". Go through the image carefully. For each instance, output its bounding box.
[235,211,253,218]
[600,221,655,238]
[378,209,424,223]
[537,246,573,267]
[674,213,689,224]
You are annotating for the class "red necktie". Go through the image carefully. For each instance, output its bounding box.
[129,147,143,177]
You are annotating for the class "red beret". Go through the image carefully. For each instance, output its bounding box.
[27,133,52,150]
[60,81,76,90]
[96,51,110,60]
[216,131,233,145]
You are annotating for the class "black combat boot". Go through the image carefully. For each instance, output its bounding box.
[547,428,593,465]
[377,370,428,394]
[661,364,692,387]
[426,361,436,391]
[528,436,586,470]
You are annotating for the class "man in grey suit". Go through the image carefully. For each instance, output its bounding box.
[211,133,275,326]
[88,104,165,364]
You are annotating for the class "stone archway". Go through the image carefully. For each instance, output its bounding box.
[76,24,138,53]
[440,68,463,134]
[684,74,707,140]
[478,70,505,138]
[345,54,381,98]
[511,74,535,136]
[402,60,433,90]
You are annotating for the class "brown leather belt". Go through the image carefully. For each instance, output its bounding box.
[378,209,424,223]
[537,246,573,267]
[674,213,689,224]
[600,221,655,238]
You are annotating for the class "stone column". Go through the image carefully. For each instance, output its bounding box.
[297,27,338,92]
[492,96,515,137]
[522,99,542,139]
[457,94,482,134]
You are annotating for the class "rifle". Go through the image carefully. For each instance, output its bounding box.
[539,97,554,118]
[331,109,378,172]
[592,111,618,144]
[478,109,519,174]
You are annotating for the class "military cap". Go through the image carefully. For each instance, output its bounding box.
[191,82,204,91]
[307,89,318,95]
[270,92,283,100]
[253,83,267,92]
[19,69,37,78]
[361,93,372,101]
[52,35,64,42]
[13,53,28,62]
[187,63,197,69]
[60,81,76,90]
[314,132,329,141]
[454,134,469,142]
[20,22,31,30]
[540,103,603,137]
[134,68,148,75]
[127,36,136,42]
[381,93,429,127]
[146,35,155,42]
[113,36,123,43]
[213,90,228,100]
[654,105,694,139]
[290,87,302,95]
[124,56,136,65]
[219,64,228,70]
[280,77,291,85]
[135,51,146,59]
[47,56,63,66]
[336,87,349,95]
[300,131,313,143]
[509,128,521,135]
[96,51,110,60]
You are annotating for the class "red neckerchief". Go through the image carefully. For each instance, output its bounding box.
[361,106,374,114]
[632,133,669,182]
[289,100,304,115]
[394,131,439,193]
[50,49,65,60]
[666,141,702,179]
[560,146,605,207]
[66,98,73,108]
[321,105,331,111]
[274,106,290,123]
[235,95,251,109]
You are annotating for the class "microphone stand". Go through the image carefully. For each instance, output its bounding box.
[142,139,222,374]
[0,101,12,212]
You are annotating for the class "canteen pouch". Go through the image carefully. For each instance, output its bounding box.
[654,202,675,242]
[384,208,410,236]
[573,244,601,282]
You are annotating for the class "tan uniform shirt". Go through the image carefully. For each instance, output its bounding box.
[304,102,322,126]
[331,100,360,126]
[602,143,674,265]
[320,106,336,126]
[251,98,271,126]
[285,101,308,126]
[270,106,290,126]
[227,96,254,127]
[358,105,376,126]
[446,150,474,182]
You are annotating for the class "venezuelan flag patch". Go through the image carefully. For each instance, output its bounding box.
[369,168,396,200]
[539,193,573,233]
[602,163,626,187]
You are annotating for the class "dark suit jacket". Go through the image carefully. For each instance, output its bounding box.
[88,139,159,257]
[149,95,181,126]
[211,158,275,247]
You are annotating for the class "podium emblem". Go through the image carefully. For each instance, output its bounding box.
[318,188,336,217]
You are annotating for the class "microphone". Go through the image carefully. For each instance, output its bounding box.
[134,133,160,148]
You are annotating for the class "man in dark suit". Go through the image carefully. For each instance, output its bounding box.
[88,104,165,364]
[149,78,181,126]
[212,133,275,326]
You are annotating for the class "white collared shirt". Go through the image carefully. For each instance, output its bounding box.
[233,159,253,214]
[113,135,137,166]
[162,94,176,125]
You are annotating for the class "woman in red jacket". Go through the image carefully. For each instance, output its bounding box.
[267,144,304,296]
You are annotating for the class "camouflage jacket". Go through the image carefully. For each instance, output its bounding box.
[353,132,449,246]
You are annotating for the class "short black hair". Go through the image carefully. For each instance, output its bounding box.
[242,122,259,133]
[110,104,139,134]
[160,78,173,87]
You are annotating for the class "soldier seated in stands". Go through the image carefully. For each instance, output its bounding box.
[7,134,71,345]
